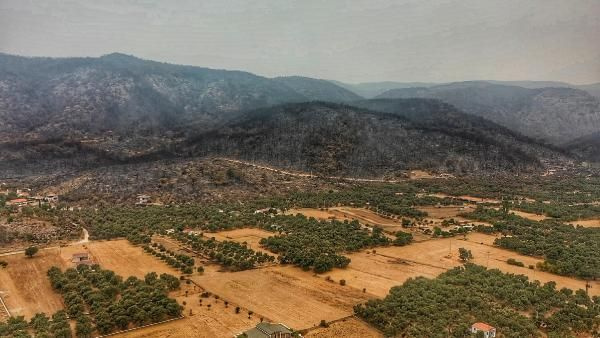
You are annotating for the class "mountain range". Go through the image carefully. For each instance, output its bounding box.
[0,52,597,178]
[374,81,600,145]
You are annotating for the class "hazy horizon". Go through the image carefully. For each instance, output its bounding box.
[1,0,599,84]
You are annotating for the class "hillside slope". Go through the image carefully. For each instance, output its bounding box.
[375,81,600,144]
[186,101,565,176]
[274,76,363,102]
[0,53,312,141]
[564,132,600,163]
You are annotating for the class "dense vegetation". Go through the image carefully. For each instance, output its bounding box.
[466,206,600,279]
[168,232,275,271]
[46,265,182,335]
[188,101,556,175]
[355,264,600,337]
[260,215,389,273]
[0,311,72,338]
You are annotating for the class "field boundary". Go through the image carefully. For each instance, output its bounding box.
[95,315,185,337]
[0,294,11,318]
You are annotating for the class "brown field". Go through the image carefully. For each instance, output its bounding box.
[121,281,259,338]
[152,235,196,257]
[86,239,179,279]
[569,219,600,228]
[0,245,86,319]
[428,193,500,204]
[509,210,548,221]
[0,240,181,319]
[190,265,372,330]
[204,228,274,254]
[304,317,383,338]
[322,233,599,298]
[416,205,492,227]
[286,207,407,232]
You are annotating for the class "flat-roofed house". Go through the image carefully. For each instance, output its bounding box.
[238,323,294,338]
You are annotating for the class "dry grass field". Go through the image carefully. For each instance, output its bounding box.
[0,240,181,320]
[0,246,78,319]
[286,207,410,233]
[321,233,599,298]
[121,280,259,338]
[416,205,491,227]
[203,228,274,254]
[86,239,179,278]
[569,218,600,228]
[428,193,500,204]
[508,210,548,221]
[190,265,372,330]
[304,317,383,338]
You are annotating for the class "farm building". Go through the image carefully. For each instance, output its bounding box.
[238,322,294,338]
[471,322,496,338]
[71,253,93,266]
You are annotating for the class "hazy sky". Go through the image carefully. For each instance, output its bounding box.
[1,0,599,84]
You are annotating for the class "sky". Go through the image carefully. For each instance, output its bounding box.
[1,0,599,84]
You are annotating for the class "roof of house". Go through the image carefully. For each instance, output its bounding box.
[72,253,89,258]
[9,198,28,203]
[243,323,292,338]
[472,322,495,331]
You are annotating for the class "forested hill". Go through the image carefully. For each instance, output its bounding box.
[273,76,363,102]
[564,132,600,163]
[375,81,600,144]
[185,101,565,176]
[0,53,357,142]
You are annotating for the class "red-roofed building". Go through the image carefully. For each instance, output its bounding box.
[7,198,28,207]
[471,322,496,338]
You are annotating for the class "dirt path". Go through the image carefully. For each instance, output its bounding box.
[219,158,403,183]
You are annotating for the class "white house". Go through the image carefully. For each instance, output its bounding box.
[471,322,496,338]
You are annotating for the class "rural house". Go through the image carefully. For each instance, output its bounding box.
[136,194,151,205]
[71,253,93,266]
[7,198,28,207]
[471,322,496,338]
[44,194,59,203]
[238,322,294,338]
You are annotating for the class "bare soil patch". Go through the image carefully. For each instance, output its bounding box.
[304,317,383,338]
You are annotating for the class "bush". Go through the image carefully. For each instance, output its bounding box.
[507,258,525,267]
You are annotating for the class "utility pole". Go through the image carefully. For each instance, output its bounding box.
[585,280,592,296]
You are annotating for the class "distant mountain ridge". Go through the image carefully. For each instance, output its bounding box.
[0,53,358,142]
[0,53,583,176]
[375,81,600,144]
[273,76,363,102]
[331,79,600,99]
